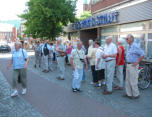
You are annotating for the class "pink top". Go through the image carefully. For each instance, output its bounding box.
[67,45,73,54]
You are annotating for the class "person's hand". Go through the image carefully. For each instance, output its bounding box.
[24,64,28,69]
[95,65,98,70]
[102,54,107,59]
[72,65,75,70]
[85,65,88,70]
[7,65,11,70]
[132,62,138,67]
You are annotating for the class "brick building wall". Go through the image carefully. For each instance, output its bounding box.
[12,27,17,42]
[92,0,124,13]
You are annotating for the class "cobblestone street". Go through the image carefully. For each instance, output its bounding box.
[0,53,152,117]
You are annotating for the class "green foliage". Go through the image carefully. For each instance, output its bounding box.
[79,11,91,20]
[20,0,77,40]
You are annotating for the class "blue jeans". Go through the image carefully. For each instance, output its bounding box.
[82,64,86,81]
[72,68,83,89]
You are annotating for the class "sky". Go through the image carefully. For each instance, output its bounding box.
[0,0,87,21]
[0,0,28,21]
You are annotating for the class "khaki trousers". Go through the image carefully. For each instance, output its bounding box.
[13,69,27,89]
[125,64,139,97]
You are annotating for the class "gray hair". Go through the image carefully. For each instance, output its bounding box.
[106,36,113,40]
[127,34,134,40]
[89,39,93,44]
[118,38,124,43]
[56,37,62,42]
[15,42,22,46]
[77,40,82,45]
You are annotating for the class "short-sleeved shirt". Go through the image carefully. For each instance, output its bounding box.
[104,42,117,61]
[95,47,105,70]
[34,44,41,56]
[12,48,28,69]
[71,48,85,69]
[126,43,145,63]
[55,44,66,57]
[116,45,125,65]
[67,45,73,54]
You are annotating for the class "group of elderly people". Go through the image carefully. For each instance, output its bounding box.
[86,34,144,99]
[72,34,144,99]
[8,34,145,99]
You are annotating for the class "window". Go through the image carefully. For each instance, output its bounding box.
[148,33,152,58]
[120,34,145,52]
[92,0,103,5]
[120,22,146,32]
[149,21,152,29]
[101,35,118,47]
[101,26,117,33]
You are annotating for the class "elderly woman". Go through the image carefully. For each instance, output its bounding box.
[8,42,29,97]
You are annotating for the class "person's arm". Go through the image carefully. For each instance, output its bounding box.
[24,58,29,69]
[70,57,75,70]
[23,50,30,69]
[84,57,88,70]
[116,47,122,66]
[7,59,13,69]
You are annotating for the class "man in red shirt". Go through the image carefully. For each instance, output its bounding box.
[114,39,125,90]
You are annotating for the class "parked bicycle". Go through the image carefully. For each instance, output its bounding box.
[138,59,152,89]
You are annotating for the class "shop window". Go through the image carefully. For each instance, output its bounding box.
[120,22,146,32]
[148,33,152,58]
[149,21,152,29]
[101,35,118,47]
[120,34,145,52]
[101,26,117,34]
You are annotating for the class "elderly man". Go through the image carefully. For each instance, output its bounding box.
[102,36,117,95]
[34,41,41,68]
[8,42,29,97]
[41,40,51,73]
[114,39,125,90]
[71,41,88,92]
[125,34,144,99]
[55,38,66,80]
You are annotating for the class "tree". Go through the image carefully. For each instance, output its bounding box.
[20,0,77,40]
[79,11,91,20]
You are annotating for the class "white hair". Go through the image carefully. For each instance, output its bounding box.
[118,39,124,43]
[106,36,113,40]
[15,42,22,46]
[89,40,93,44]
[56,37,62,42]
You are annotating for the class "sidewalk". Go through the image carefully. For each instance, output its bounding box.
[0,57,152,117]
[28,57,152,117]
[0,71,42,117]
[0,59,129,117]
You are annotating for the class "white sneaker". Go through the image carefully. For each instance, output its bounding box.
[22,88,27,95]
[11,90,18,97]
[98,83,102,87]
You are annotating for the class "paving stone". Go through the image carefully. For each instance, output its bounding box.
[0,71,43,117]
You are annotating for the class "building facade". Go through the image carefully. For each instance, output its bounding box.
[70,0,152,58]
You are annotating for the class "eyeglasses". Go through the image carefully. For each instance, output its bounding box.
[126,38,129,40]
